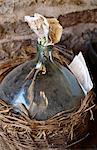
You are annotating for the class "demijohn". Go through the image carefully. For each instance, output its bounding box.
[0,14,85,120]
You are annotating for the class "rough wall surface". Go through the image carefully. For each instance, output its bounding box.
[0,0,97,64]
[0,0,97,23]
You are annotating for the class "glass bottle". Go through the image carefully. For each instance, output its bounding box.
[0,44,85,120]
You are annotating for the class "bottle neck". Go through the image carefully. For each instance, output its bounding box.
[36,44,53,63]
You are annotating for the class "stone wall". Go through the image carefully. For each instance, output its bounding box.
[0,0,97,23]
[0,0,97,60]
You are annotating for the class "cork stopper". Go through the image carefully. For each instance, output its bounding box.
[25,13,63,45]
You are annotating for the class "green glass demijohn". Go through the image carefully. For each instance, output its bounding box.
[0,14,85,120]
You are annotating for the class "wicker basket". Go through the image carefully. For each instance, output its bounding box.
[0,46,95,150]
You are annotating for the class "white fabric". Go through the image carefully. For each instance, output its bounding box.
[69,52,93,95]
[25,13,49,46]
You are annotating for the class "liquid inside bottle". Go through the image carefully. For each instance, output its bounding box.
[0,44,85,120]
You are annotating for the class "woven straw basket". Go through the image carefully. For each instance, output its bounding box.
[0,46,95,150]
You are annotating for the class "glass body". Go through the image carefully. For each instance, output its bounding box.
[0,44,85,120]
